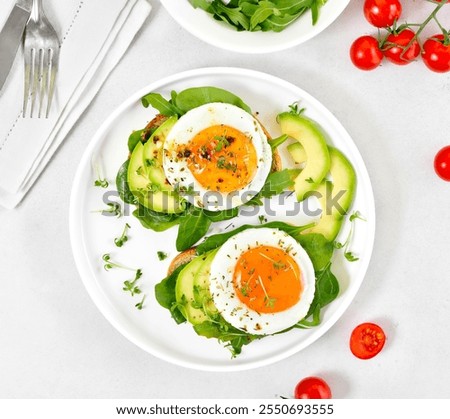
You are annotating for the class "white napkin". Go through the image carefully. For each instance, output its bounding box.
[0,0,152,209]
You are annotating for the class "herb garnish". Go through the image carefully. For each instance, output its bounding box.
[334,211,366,262]
[114,223,131,247]
[157,251,168,261]
[123,269,143,296]
[102,254,138,271]
[92,202,122,218]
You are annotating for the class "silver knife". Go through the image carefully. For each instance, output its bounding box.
[0,0,33,92]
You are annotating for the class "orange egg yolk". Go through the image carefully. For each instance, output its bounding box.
[178,124,257,192]
[232,245,302,314]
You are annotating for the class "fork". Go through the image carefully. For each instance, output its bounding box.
[22,0,60,118]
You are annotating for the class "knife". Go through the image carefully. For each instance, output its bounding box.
[0,0,33,92]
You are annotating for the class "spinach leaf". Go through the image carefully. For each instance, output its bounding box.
[154,264,187,324]
[176,207,212,251]
[174,87,252,114]
[259,169,300,199]
[296,264,339,328]
[116,160,137,205]
[128,129,143,153]
[141,93,182,116]
[133,205,181,232]
[196,221,315,255]
[194,318,259,357]
[297,233,334,271]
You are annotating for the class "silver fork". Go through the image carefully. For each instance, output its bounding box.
[23,0,60,118]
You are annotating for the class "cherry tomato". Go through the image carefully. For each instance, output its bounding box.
[294,377,332,399]
[434,146,450,181]
[350,322,386,360]
[422,34,450,73]
[383,29,420,65]
[350,36,383,71]
[363,0,402,28]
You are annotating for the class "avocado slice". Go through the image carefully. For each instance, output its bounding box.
[278,112,330,202]
[193,250,218,314]
[288,142,357,241]
[175,255,209,325]
[127,122,184,214]
[143,116,177,190]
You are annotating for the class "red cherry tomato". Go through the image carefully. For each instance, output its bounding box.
[350,36,383,71]
[422,34,450,73]
[434,146,450,181]
[363,0,402,28]
[294,377,332,399]
[350,322,386,360]
[383,29,420,65]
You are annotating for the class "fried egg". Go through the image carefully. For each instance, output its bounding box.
[163,103,272,211]
[209,228,316,335]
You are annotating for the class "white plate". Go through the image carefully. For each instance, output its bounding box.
[160,0,350,54]
[70,67,375,371]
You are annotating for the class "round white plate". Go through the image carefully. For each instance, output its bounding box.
[70,67,375,371]
[160,0,350,54]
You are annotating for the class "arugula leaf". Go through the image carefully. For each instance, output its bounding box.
[176,206,212,251]
[133,205,181,232]
[154,264,187,324]
[116,161,138,205]
[141,93,182,116]
[190,0,323,33]
[249,1,277,30]
[174,86,252,114]
[196,221,315,255]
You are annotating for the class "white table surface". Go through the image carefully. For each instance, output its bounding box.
[1,1,450,399]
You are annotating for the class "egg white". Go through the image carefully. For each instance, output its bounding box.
[209,228,316,335]
[162,103,272,211]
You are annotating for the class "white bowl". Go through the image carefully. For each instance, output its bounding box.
[160,0,350,54]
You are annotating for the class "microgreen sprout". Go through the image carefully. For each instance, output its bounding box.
[258,215,267,224]
[102,254,138,271]
[157,251,168,261]
[123,269,143,296]
[135,295,147,310]
[114,223,131,247]
[93,161,109,188]
[288,101,305,116]
[92,202,122,218]
[334,210,366,262]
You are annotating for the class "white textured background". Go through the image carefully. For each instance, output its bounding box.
[1,0,450,398]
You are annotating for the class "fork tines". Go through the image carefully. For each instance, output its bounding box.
[23,46,58,119]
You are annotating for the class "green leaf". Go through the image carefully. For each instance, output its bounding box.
[196,221,315,255]
[127,129,143,153]
[116,160,138,205]
[249,1,277,31]
[268,134,289,150]
[203,207,240,222]
[133,205,181,232]
[297,233,334,271]
[176,207,212,251]
[174,86,252,114]
[154,264,187,324]
[259,169,300,198]
[141,93,182,116]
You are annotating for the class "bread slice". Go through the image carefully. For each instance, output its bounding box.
[167,248,197,276]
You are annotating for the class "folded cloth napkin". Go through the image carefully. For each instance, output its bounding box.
[0,0,151,209]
